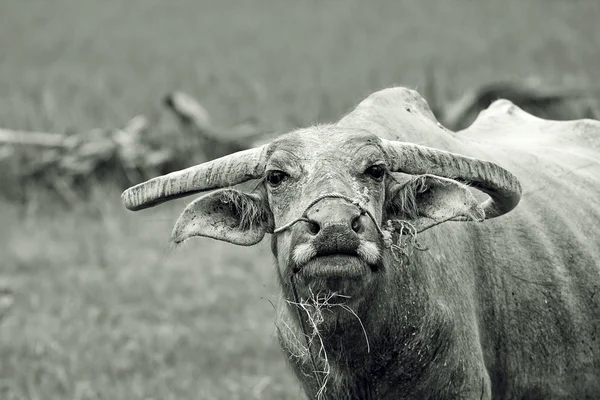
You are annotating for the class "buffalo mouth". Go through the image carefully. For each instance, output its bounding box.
[299,254,371,279]
[294,254,377,298]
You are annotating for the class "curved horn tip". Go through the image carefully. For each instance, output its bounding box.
[121,187,149,212]
[121,189,138,211]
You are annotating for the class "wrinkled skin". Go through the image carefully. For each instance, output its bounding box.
[129,88,600,399]
[265,129,387,300]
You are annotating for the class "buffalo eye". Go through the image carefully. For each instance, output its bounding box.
[266,170,289,187]
[364,165,386,181]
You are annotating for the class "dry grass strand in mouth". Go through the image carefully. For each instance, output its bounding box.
[283,288,370,399]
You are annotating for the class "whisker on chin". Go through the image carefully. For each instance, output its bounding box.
[357,240,380,265]
[293,243,318,266]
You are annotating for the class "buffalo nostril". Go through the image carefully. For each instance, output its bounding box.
[307,220,320,235]
[351,215,363,233]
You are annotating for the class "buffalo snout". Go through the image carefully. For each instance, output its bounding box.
[291,199,380,262]
[312,222,361,256]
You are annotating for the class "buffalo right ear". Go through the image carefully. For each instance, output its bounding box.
[171,188,273,246]
[386,174,485,233]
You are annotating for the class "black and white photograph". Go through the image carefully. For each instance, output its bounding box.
[1,1,599,399]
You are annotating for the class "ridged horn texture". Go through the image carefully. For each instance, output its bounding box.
[381,139,522,219]
[121,145,269,211]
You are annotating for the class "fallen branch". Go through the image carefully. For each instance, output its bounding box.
[163,90,274,160]
[0,115,174,204]
[0,128,67,147]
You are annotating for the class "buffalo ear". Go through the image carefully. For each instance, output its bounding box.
[171,188,273,246]
[386,174,485,233]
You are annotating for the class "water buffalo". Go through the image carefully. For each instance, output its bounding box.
[122,87,600,399]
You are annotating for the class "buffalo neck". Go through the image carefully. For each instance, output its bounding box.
[275,251,452,398]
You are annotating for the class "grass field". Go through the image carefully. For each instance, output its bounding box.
[1,1,599,399]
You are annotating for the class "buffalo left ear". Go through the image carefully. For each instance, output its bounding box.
[172,189,273,246]
[386,174,485,233]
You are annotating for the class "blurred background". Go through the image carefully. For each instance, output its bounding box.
[1,1,599,399]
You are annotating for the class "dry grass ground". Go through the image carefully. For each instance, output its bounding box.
[1,1,599,399]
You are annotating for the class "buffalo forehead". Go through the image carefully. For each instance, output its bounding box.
[267,127,386,221]
[268,126,384,169]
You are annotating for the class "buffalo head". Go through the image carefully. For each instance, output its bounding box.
[121,113,521,308]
